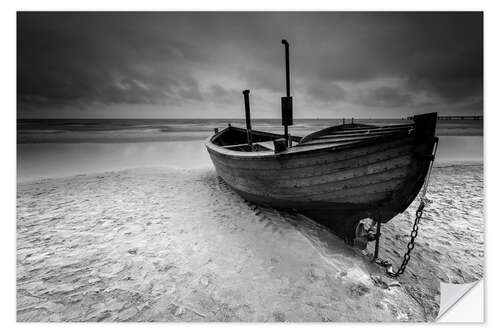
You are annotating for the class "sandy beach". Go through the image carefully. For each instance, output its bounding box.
[17,162,483,322]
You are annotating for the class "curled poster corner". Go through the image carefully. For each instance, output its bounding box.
[437,279,484,322]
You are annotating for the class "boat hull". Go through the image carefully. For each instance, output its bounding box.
[205,114,437,242]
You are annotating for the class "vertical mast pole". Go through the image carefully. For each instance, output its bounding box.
[283,41,290,98]
[281,40,293,147]
[242,89,252,148]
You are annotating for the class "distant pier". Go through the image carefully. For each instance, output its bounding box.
[406,115,483,120]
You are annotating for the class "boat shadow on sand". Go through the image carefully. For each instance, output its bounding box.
[203,163,483,320]
[202,170,451,320]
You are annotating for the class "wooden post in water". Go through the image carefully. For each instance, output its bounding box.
[242,89,252,148]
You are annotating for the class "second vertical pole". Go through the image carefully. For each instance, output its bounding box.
[281,40,293,147]
[243,89,252,149]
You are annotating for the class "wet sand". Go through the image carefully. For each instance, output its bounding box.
[17,164,483,322]
[16,136,483,182]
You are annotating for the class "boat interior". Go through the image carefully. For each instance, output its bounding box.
[211,126,302,152]
[212,122,415,153]
[299,123,414,146]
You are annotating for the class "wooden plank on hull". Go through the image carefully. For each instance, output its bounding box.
[207,136,415,170]
[268,176,408,202]
[213,148,412,187]
[207,137,414,172]
[300,123,413,142]
[300,135,387,146]
[255,141,275,150]
[224,174,404,203]
[221,143,252,149]
[316,124,413,136]
[227,126,302,142]
[217,162,414,198]
[300,132,410,146]
[272,156,413,188]
[312,127,413,140]
[206,130,415,162]
[210,144,414,181]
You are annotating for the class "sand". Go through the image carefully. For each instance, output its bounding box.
[17,164,483,322]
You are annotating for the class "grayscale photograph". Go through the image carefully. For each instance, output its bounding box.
[17,11,483,322]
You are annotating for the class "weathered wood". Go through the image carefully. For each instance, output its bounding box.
[298,132,407,146]
[209,136,414,169]
[216,165,413,200]
[310,127,413,140]
[205,112,438,243]
[254,141,275,150]
[213,148,413,188]
[300,123,412,142]
[221,143,253,149]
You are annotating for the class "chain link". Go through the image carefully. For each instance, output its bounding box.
[386,138,439,278]
[386,201,425,277]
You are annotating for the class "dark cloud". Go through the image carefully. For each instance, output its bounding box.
[17,12,483,118]
[209,84,241,104]
[357,86,413,108]
[242,67,284,94]
[17,12,203,109]
[307,83,347,104]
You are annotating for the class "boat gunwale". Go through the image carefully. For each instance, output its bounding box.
[210,143,416,179]
[299,122,414,143]
[205,127,414,160]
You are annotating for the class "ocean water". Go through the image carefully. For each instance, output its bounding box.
[17,118,482,181]
[17,118,482,144]
[17,136,482,182]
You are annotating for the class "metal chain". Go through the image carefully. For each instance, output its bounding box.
[386,200,425,277]
[386,138,439,278]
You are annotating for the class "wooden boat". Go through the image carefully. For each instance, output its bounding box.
[206,114,437,244]
[205,41,439,247]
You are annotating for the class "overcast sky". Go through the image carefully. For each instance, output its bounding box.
[17,12,483,119]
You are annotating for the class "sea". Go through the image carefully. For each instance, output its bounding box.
[17,118,483,181]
